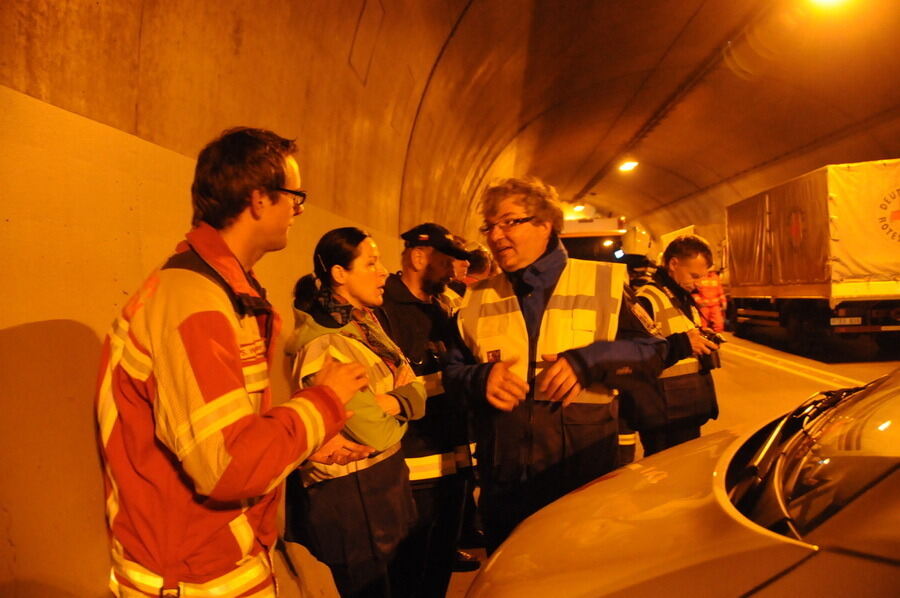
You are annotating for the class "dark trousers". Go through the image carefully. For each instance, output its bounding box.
[479,426,618,553]
[284,452,416,598]
[390,473,468,598]
[639,424,701,456]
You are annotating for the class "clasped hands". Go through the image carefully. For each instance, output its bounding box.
[308,433,374,465]
[307,355,418,464]
[485,353,583,412]
[308,354,374,465]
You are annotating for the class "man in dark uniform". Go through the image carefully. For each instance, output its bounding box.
[635,235,721,455]
[376,222,477,598]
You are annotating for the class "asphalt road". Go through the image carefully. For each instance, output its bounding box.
[705,330,900,438]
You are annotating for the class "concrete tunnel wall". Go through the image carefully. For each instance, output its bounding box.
[0,86,403,597]
[0,1,475,595]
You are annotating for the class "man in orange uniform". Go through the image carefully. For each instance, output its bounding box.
[95,127,369,597]
[693,269,727,332]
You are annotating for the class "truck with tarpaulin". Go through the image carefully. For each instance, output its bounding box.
[726,158,900,352]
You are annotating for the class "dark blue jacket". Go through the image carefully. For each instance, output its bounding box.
[443,241,668,399]
[442,240,669,532]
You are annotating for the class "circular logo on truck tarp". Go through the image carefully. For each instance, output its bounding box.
[879,187,900,243]
[788,210,804,248]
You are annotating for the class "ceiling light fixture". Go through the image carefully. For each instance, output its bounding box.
[618,160,639,172]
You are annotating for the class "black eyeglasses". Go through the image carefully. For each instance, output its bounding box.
[275,188,307,214]
[479,216,535,235]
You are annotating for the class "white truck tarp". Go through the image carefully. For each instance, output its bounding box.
[727,159,900,304]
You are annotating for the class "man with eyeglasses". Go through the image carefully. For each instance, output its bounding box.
[443,176,670,552]
[95,127,371,597]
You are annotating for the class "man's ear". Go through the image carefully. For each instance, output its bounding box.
[410,247,428,272]
[534,219,553,245]
[248,189,268,220]
[538,219,553,235]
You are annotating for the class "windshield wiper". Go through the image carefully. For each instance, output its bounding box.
[728,409,798,509]
[795,386,866,433]
[728,384,865,510]
[753,384,869,538]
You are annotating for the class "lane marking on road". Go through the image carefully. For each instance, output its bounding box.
[720,343,866,388]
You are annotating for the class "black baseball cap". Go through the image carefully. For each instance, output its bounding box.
[401,223,471,260]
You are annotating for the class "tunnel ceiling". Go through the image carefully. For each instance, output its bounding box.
[4,0,900,247]
[403,0,900,240]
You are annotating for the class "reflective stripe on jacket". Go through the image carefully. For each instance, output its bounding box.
[288,317,426,485]
[96,224,347,596]
[109,547,275,597]
[637,283,702,378]
[457,258,625,404]
[404,370,474,480]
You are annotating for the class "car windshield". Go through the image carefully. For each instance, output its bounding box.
[730,369,900,538]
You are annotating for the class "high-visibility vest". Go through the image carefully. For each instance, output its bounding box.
[457,258,625,404]
[438,286,465,315]
[637,283,701,378]
[292,326,421,486]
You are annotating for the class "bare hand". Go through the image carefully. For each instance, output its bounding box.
[485,357,529,411]
[313,355,368,404]
[374,393,401,416]
[539,353,584,407]
[308,433,374,465]
[687,328,718,356]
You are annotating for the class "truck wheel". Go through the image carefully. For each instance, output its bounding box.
[786,314,808,355]
[875,332,900,356]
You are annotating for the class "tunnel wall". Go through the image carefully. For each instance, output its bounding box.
[0,81,405,597]
[0,2,483,594]
[0,0,468,233]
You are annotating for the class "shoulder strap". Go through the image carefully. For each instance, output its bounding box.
[163,249,271,318]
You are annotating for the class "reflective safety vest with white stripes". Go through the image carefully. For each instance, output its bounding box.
[637,283,702,378]
[457,258,626,404]
[292,326,416,486]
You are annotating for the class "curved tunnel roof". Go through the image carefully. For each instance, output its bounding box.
[402,0,900,242]
[4,0,899,247]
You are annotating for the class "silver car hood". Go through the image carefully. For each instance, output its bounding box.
[467,428,817,598]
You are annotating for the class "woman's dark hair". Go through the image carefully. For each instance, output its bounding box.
[294,227,370,310]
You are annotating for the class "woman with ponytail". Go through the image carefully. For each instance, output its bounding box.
[284,227,426,598]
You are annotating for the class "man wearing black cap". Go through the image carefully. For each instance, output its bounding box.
[376,223,477,597]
